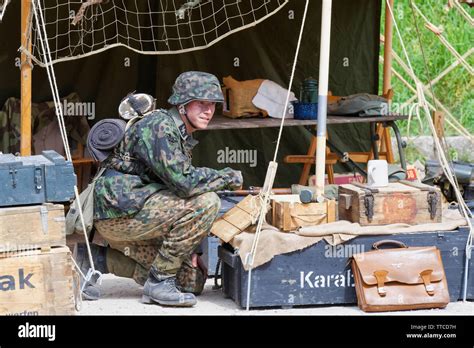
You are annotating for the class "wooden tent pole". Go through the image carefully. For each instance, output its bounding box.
[20,0,32,156]
[315,0,333,199]
[381,0,395,163]
[383,0,394,94]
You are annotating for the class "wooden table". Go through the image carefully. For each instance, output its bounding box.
[206,114,408,130]
[203,114,408,184]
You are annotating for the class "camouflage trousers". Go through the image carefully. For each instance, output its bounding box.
[94,190,220,292]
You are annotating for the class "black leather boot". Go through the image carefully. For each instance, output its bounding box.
[73,243,108,301]
[142,268,197,307]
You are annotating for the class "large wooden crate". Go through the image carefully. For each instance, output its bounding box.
[338,181,442,226]
[220,226,472,308]
[271,195,336,232]
[0,203,66,253]
[0,246,75,315]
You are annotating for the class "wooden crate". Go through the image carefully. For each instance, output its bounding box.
[211,195,263,242]
[271,195,337,232]
[338,181,442,226]
[0,246,75,315]
[219,226,472,308]
[0,203,66,253]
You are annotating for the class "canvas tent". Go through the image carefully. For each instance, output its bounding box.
[0,0,384,187]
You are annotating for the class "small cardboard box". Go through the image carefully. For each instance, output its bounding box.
[271,195,337,232]
[0,203,66,253]
[0,246,75,315]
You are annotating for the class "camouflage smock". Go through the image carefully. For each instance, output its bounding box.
[94,107,242,220]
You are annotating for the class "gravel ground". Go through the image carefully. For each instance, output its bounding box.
[78,274,474,316]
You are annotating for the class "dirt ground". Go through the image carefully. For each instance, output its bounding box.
[78,274,474,316]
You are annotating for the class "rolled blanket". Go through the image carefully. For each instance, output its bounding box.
[87,118,126,162]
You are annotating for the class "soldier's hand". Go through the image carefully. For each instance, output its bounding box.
[226,170,243,190]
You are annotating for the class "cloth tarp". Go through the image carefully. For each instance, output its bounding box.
[231,208,468,270]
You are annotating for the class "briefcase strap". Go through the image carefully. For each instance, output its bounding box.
[374,270,388,296]
[372,269,436,297]
[420,269,435,296]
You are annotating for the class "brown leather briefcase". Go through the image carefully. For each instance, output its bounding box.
[351,240,450,312]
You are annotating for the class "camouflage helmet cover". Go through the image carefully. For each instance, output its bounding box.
[167,71,224,105]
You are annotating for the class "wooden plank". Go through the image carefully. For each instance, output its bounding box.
[285,152,389,164]
[382,128,395,163]
[0,246,75,315]
[383,0,395,96]
[0,204,66,253]
[299,135,317,186]
[210,195,262,243]
[210,219,242,243]
[327,199,337,223]
[204,114,408,130]
[20,0,32,156]
[284,154,338,164]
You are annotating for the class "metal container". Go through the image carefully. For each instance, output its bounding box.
[300,77,318,103]
[0,150,76,207]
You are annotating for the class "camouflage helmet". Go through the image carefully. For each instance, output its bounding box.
[167,71,224,106]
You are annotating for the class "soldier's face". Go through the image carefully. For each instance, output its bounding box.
[185,101,216,130]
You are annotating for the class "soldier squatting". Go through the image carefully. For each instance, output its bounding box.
[74,71,243,307]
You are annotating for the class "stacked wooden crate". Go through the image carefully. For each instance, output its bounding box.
[0,204,75,315]
[270,195,337,232]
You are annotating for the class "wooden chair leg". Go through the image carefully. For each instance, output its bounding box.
[370,123,394,163]
[297,131,338,186]
[326,164,335,184]
[383,127,395,163]
[325,145,335,184]
[299,135,317,185]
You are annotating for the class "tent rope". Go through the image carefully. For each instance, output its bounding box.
[411,2,473,76]
[386,51,473,141]
[451,0,474,26]
[386,0,473,302]
[406,0,473,303]
[31,0,102,296]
